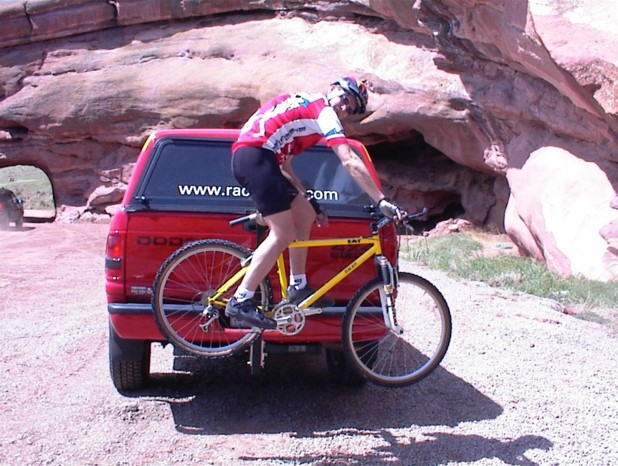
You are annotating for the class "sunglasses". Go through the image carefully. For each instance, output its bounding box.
[340,94,357,115]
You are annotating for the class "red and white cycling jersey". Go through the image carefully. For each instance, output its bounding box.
[232,92,348,164]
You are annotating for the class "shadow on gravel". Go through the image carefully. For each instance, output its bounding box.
[125,352,553,465]
[252,432,552,466]
[131,351,504,434]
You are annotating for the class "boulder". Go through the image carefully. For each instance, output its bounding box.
[506,145,618,281]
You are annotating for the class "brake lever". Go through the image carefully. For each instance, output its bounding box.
[404,207,428,222]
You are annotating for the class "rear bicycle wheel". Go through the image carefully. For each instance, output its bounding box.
[152,239,271,358]
[342,272,451,387]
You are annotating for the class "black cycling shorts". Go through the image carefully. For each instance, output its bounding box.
[231,146,298,217]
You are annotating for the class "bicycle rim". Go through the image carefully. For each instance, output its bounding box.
[152,240,270,358]
[342,272,452,387]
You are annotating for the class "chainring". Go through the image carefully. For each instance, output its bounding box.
[273,302,306,335]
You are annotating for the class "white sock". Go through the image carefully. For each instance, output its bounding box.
[291,274,307,289]
[234,288,255,302]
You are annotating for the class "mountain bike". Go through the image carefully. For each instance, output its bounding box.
[152,207,452,387]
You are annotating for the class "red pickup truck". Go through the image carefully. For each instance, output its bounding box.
[106,129,396,391]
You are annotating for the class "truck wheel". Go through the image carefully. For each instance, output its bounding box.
[325,348,366,387]
[109,323,151,391]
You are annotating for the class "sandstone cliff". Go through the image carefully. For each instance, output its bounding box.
[0,0,616,281]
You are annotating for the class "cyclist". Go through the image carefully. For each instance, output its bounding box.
[226,76,404,329]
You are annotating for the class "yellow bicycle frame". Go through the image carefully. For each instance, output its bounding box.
[284,235,385,308]
[209,233,385,311]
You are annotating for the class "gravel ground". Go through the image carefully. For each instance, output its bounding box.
[0,222,616,466]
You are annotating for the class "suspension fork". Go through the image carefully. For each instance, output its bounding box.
[375,255,402,334]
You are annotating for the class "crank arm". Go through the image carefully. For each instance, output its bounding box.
[199,315,218,332]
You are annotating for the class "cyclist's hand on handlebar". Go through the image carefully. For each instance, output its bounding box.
[306,194,329,227]
[378,197,405,221]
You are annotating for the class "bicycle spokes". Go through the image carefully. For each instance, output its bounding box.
[152,240,271,357]
[343,272,452,387]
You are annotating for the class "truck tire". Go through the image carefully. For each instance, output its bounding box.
[109,323,151,391]
[325,348,366,387]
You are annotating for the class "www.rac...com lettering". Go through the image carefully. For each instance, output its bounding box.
[178,185,339,201]
[177,185,250,197]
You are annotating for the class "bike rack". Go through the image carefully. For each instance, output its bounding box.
[248,336,266,375]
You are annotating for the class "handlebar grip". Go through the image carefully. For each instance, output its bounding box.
[229,213,256,226]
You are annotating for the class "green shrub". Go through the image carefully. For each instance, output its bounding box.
[403,233,618,310]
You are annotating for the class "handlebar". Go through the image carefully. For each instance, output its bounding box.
[406,207,428,221]
[371,207,428,233]
[229,207,428,232]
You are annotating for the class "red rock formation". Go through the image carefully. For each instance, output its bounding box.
[0,0,616,280]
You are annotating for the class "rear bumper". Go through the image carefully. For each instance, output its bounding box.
[108,303,164,341]
[108,303,346,344]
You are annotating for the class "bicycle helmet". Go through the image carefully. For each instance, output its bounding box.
[331,76,368,115]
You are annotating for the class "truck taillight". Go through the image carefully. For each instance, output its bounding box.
[105,231,124,280]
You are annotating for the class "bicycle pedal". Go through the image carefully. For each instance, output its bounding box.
[303,307,323,316]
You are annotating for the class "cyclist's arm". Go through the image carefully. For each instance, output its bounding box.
[331,143,384,203]
[280,158,306,195]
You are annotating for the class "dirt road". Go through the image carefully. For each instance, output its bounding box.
[1,222,616,465]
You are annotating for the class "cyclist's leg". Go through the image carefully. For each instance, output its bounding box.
[232,146,297,293]
[230,146,296,327]
[238,209,296,291]
[288,193,316,277]
[286,193,335,306]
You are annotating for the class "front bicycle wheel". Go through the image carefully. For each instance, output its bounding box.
[152,239,271,358]
[342,272,451,387]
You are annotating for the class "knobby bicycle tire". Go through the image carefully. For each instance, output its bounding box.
[342,272,452,387]
[152,239,272,358]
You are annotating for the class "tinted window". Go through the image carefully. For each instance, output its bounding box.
[133,137,372,217]
[291,147,371,216]
[135,138,250,213]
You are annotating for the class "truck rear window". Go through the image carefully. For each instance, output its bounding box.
[130,137,373,218]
